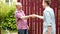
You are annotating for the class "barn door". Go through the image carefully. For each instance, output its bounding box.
[17,0,58,34]
[58,0,60,34]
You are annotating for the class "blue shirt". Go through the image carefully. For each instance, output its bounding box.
[43,6,56,34]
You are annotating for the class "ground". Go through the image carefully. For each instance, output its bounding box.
[1,29,17,34]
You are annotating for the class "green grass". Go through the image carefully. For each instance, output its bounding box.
[1,29,17,34]
[1,29,7,34]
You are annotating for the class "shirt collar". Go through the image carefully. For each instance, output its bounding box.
[16,9,22,12]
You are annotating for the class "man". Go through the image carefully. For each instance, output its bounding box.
[32,0,56,34]
[14,2,34,34]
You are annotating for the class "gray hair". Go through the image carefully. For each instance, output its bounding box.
[16,2,22,6]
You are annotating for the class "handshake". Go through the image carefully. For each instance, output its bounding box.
[29,14,43,19]
[29,14,38,18]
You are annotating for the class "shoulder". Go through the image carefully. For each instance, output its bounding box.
[46,7,54,13]
[46,7,53,11]
[21,10,24,12]
[15,10,20,13]
[14,11,19,15]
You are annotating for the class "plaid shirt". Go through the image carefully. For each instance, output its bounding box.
[15,10,28,30]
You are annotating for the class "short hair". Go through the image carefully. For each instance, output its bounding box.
[16,2,22,6]
[44,0,50,5]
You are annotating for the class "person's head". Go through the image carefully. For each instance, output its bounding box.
[16,2,22,10]
[42,0,50,8]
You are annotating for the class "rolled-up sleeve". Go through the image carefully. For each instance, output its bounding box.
[44,11,52,26]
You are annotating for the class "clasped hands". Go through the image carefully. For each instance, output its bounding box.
[29,14,38,18]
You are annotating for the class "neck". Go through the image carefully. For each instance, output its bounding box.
[17,9,22,11]
[45,5,49,8]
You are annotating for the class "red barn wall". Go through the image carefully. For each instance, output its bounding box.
[17,0,58,34]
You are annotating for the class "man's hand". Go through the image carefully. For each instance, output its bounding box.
[20,14,37,19]
[32,14,38,17]
[29,14,44,19]
[48,26,51,34]
[29,14,38,18]
[27,26,29,30]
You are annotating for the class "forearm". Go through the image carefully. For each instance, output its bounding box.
[20,16,30,19]
[37,16,44,19]
[27,25,29,30]
[48,26,51,34]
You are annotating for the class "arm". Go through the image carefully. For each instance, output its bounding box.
[20,15,31,19]
[36,15,44,19]
[48,26,51,34]
[27,25,29,30]
[44,11,52,34]
[31,14,44,19]
[15,12,34,19]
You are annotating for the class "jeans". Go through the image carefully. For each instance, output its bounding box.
[18,29,28,34]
